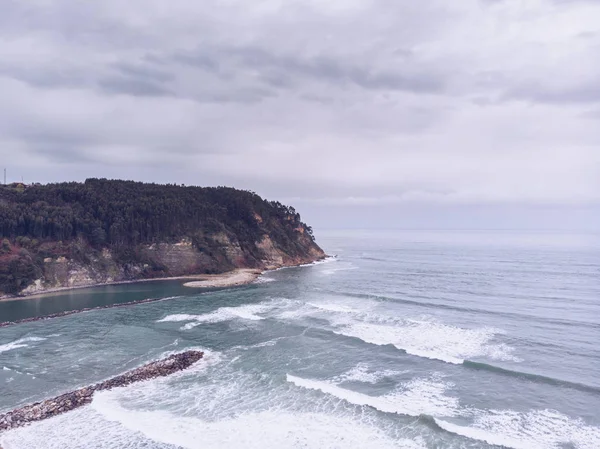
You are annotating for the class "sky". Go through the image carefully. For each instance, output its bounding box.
[1,0,599,231]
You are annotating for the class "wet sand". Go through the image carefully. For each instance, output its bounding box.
[183,269,262,288]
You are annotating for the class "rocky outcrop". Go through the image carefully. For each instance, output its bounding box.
[0,180,327,297]
[3,234,325,298]
[0,351,203,432]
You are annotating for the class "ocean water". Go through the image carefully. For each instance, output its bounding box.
[1,230,599,449]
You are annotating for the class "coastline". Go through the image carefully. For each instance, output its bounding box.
[0,257,329,303]
[0,269,263,302]
[0,257,331,327]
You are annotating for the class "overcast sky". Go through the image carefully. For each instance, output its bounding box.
[1,0,599,231]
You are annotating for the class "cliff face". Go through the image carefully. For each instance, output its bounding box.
[0,180,326,296]
[16,233,324,296]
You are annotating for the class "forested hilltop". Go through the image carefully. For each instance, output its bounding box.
[0,179,325,295]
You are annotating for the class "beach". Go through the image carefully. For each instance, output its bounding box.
[0,269,263,302]
[182,269,262,288]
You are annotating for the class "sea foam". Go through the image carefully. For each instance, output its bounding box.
[87,394,426,449]
[435,408,600,449]
[287,374,460,418]
[333,319,518,364]
[0,337,46,354]
[268,293,519,365]
[331,363,406,384]
[157,303,273,330]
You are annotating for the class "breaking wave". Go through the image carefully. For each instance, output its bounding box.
[434,409,600,449]
[0,337,46,354]
[287,373,460,418]
[157,303,274,330]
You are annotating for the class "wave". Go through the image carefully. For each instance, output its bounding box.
[306,302,363,314]
[330,319,519,365]
[271,296,520,365]
[319,265,358,276]
[157,303,273,330]
[265,256,338,274]
[434,408,600,449]
[330,363,406,384]
[324,289,600,331]
[87,393,425,449]
[0,337,46,354]
[463,360,600,394]
[287,373,600,449]
[287,374,460,418]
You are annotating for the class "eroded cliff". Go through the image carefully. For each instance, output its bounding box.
[0,180,325,296]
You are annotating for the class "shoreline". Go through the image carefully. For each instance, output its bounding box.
[182,268,262,288]
[0,257,329,302]
[0,351,203,433]
[0,258,331,328]
[0,271,246,302]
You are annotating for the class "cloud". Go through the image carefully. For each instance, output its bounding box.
[0,0,598,230]
[98,76,174,97]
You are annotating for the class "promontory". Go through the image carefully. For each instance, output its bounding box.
[0,179,325,297]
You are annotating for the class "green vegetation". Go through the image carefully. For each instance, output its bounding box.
[0,179,319,294]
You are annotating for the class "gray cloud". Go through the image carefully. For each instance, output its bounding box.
[0,0,599,231]
[173,44,446,94]
[112,62,175,84]
[506,80,600,104]
[98,76,174,97]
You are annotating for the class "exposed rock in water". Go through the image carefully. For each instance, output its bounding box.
[0,351,203,432]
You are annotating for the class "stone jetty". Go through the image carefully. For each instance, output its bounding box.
[0,296,173,328]
[0,350,203,432]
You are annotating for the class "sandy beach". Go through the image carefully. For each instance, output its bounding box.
[0,269,264,302]
[182,269,262,288]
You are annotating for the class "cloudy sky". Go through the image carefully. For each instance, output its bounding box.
[1,0,599,230]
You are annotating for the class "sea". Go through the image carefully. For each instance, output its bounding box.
[0,230,599,449]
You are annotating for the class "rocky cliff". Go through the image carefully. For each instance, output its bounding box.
[0,180,326,296]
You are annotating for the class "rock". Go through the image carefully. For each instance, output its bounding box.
[0,351,203,432]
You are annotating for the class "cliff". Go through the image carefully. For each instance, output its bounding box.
[0,179,325,296]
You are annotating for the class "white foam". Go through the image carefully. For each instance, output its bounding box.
[158,303,272,330]
[300,256,338,267]
[320,265,358,276]
[0,407,165,449]
[276,298,520,365]
[287,374,459,418]
[89,393,425,449]
[254,275,276,284]
[0,336,46,354]
[157,313,197,322]
[435,408,600,449]
[331,363,406,384]
[275,296,378,322]
[307,302,362,314]
[331,318,519,365]
[266,256,338,273]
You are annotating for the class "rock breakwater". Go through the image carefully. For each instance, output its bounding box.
[0,295,174,328]
[0,350,203,432]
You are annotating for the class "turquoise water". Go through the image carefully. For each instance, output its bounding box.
[1,230,599,449]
